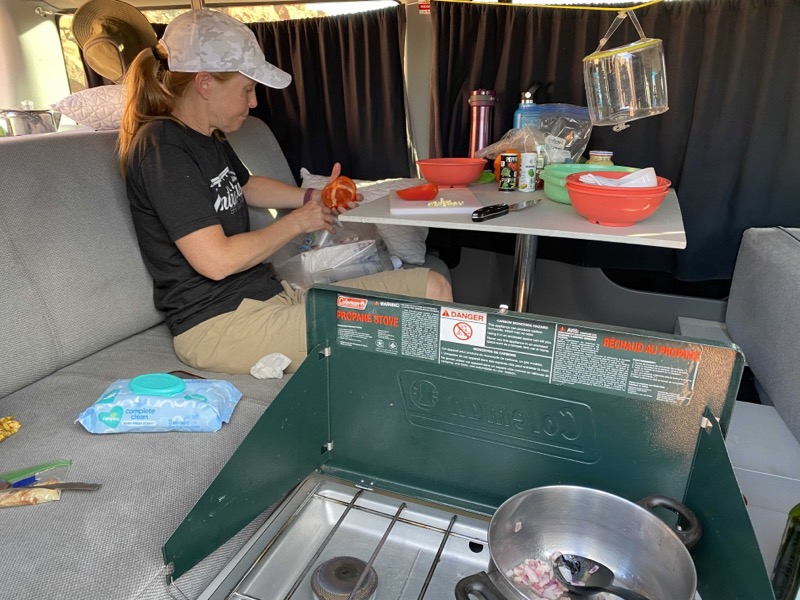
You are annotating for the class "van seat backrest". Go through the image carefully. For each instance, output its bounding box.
[726,227,800,440]
[226,116,296,229]
[0,130,162,398]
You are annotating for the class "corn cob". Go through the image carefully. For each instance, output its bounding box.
[0,416,21,441]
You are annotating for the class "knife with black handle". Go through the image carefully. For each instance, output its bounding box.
[471,196,540,222]
[0,482,101,494]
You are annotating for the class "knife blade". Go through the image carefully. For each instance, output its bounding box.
[0,482,101,495]
[471,196,541,222]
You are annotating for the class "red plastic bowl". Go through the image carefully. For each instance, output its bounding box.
[565,171,671,226]
[417,158,486,188]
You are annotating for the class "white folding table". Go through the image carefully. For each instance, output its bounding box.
[339,186,686,312]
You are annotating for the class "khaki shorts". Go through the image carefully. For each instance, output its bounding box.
[173,268,430,374]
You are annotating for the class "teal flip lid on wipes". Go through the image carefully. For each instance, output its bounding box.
[76,376,242,434]
[129,373,186,396]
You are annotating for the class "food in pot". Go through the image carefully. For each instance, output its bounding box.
[509,558,572,600]
[322,176,357,208]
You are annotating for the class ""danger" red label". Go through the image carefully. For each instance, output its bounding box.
[442,309,485,323]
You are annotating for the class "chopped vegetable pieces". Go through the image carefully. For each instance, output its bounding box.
[509,558,570,600]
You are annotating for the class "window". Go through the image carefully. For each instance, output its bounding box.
[58,1,396,93]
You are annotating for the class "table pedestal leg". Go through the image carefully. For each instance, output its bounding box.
[512,234,538,312]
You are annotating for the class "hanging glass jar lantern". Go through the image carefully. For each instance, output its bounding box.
[583,11,668,132]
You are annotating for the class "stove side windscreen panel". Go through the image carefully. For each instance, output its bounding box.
[305,286,744,516]
[163,345,329,581]
[686,408,775,600]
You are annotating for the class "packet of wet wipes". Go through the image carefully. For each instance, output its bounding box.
[76,375,242,434]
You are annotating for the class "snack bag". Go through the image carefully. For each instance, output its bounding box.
[271,222,394,290]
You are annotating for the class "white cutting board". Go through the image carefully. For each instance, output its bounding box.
[389,188,482,215]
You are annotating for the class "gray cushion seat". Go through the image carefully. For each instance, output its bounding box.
[0,122,295,599]
[726,227,800,437]
[1,326,283,599]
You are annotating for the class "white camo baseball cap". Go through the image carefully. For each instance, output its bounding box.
[161,9,291,89]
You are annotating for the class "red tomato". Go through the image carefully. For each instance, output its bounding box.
[396,183,439,201]
[322,176,357,208]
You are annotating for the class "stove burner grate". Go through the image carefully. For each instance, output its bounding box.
[311,556,378,600]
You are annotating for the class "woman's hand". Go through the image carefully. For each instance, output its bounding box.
[287,195,338,234]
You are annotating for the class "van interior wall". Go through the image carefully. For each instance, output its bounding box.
[0,0,70,108]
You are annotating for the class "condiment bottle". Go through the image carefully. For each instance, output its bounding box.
[518,152,537,192]
[772,502,800,599]
[587,150,614,165]
[534,145,546,190]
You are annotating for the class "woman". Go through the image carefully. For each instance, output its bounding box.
[118,9,451,374]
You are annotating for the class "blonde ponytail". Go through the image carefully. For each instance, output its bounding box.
[117,44,195,175]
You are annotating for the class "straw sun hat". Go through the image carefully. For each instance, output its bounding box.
[72,0,157,83]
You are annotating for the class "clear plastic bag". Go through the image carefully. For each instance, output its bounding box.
[476,105,593,165]
[527,104,593,163]
[271,221,395,290]
[0,459,72,487]
[476,125,546,160]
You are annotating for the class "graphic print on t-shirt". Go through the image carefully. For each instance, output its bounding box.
[211,167,244,215]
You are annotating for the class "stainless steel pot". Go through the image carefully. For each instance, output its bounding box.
[456,485,701,600]
[0,109,61,136]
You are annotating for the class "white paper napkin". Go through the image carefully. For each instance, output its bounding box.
[579,167,658,187]
[251,353,292,379]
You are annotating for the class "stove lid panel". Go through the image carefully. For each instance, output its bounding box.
[164,348,330,580]
[305,286,742,515]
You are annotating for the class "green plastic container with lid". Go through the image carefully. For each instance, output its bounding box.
[540,163,638,204]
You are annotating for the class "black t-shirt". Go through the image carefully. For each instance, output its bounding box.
[126,119,282,336]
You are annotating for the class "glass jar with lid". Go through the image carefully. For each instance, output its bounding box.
[587,150,614,165]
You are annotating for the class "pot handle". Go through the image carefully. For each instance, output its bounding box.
[638,495,703,549]
[455,572,507,600]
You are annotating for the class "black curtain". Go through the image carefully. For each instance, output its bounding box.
[250,8,412,182]
[430,0,800,282]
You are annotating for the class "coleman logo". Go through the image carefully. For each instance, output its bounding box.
[441,309,486,323]
[337,296,368,310]
[399,371,599,463]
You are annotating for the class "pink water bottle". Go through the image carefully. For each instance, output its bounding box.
[468,89,496,158]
